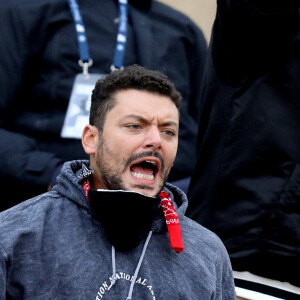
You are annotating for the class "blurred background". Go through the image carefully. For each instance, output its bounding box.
[159,0,216,42]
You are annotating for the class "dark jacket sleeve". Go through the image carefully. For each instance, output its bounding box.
[0,2,61,205]
[171,18,208,181]
[212,0,300,85]
[188,0,300,286]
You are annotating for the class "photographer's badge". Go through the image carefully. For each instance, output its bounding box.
[61,73,105,138]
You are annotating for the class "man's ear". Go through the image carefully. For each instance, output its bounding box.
[82,125,99,155]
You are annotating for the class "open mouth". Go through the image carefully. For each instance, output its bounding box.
[130,158,160,181]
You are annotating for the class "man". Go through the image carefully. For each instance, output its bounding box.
[187,0,300,297]
[0,0,207,211]
[0,65,235,299]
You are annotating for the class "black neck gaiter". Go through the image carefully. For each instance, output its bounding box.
[89,189,164,251]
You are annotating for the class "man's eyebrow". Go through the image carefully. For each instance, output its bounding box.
[122,114,178,127]
[160,121,179,129]
[122,114,148,123]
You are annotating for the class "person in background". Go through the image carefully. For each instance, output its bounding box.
[0,65,235,300]
[0,0,207,211]
[187,0,300,297]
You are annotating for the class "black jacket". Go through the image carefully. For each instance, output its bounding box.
[0,0,207,210]
[187,0,300,286]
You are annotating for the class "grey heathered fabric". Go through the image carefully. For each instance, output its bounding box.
[0,160,236,299]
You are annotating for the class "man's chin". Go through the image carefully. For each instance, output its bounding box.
[129,183,164,198]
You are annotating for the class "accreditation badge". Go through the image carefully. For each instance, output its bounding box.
[61,73,105,138]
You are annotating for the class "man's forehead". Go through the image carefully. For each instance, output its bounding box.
[109,90,179,122]
[112,89,178,111]
[112,88,171,101]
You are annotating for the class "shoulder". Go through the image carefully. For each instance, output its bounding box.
[1,0,67,37]
[0,191,62,245]
[0,191,59,221]
[180,216,235,297]
[181,216,230,261]
[1,0,66,25]
[2,0,62,9]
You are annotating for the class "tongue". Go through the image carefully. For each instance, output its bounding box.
[131,164,153,175]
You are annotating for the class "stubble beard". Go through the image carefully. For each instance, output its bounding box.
[95,136,171,197]
[95,138,127,191]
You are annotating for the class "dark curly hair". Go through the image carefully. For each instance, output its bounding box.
[89,64,181,131]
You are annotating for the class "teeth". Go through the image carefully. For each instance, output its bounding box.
[131,172,154,180]
[145,160,156,165]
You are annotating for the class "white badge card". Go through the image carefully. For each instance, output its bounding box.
[61,73,105,139]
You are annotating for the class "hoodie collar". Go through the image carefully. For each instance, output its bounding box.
[54,160,188,215]
[53,160,188,251]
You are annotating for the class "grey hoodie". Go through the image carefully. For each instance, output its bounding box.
[0,160,235,299]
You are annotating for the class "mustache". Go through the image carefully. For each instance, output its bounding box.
[125,151,165,170]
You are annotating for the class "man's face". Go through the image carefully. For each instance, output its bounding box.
[91,89,179,197]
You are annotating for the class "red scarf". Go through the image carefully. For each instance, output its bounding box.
[83,180,184,253]
[83,180,90,200]
[160,190,184,253]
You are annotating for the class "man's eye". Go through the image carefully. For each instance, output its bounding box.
[163,130,175,137]
[126,124,141,130]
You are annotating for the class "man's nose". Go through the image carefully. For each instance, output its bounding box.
[144,126,162,150]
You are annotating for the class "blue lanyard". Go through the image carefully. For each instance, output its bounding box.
[67,0,128,74]
[112,0,128,70]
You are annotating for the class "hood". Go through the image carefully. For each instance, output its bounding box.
[53,160,189,250]
[54,160,188,214]
[53,160,91,211]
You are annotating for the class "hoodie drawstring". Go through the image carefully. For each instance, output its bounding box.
[111,245,117,285]
[108,231,153,299]
[126,231,152,300]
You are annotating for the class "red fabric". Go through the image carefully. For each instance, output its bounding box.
[160,191,184,253]
[83,180,90,200]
